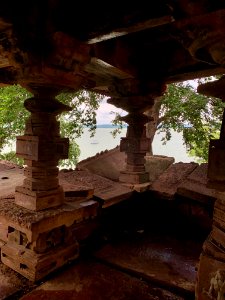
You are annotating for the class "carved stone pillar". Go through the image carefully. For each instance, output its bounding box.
[0,85,99,281]
[15,86,70,211]
[196,77,225,300]
[119,112,150,184]
[108,80,166,185]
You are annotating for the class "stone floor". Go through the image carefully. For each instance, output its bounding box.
[0,194,209,300]
[0,234,200,300]
[0,160,212,299]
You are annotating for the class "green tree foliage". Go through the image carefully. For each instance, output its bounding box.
[158,80,225,162]
[0,79,224,166]
[0,85,31,149]
[0,85,103,167]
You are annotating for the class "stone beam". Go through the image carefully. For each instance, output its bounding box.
[87,15,174,44]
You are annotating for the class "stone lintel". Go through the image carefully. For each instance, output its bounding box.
[0,198,99,243]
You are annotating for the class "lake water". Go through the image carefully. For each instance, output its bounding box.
[2,127,195,164]
[76,127,195,163]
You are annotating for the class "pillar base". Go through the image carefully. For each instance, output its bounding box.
[119,171,149,184]
[1,241,79,282]
[15,185,65,211]
[0,196,99,281]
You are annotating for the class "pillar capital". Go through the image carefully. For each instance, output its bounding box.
[108,79,166,99]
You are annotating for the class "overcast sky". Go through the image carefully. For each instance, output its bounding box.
[96,98,127,124]
[96,79,204,124]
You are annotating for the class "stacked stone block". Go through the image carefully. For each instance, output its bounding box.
[0,197,98,281]
[15,95,70,211]
[119,113,150,184]
[196,77,225,299]
[0,89,99,281]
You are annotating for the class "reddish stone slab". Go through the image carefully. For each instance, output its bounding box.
[150,162,198,200]
[177,163,216,204]
[0,169,24,199]
[20,261,184,300]
[94,234,201,296]
[59,170,133,208]
[77,146,126,181]
[0,197,99,242]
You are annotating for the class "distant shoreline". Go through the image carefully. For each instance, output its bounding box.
[90,124,127,129]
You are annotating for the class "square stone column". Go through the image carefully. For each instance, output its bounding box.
[0,86,99,281]
[119,113,150,184]
[15,94,70,211]
[196,78,225,300]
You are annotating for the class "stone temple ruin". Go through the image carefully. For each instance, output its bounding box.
[0,1,225,299]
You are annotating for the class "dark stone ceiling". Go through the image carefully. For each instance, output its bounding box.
[0,1,224,98]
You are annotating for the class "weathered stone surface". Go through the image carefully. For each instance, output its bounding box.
[196,252,225,300]
[59,170,133,208]
[119,111,151,185]
[0,222,8,242]
[0,262,35,299]
[0,169,24,199]
[77,146,126,181]
[177,163,216,204]
[1,241,79,281]
[61,180,94,200]
[20,261,185,300]
[15,186,65,211]
[145,154,174,182]
[94,234,200,296]
[119,171,149,184]
[15,94,71,212]
[120,137,150,153]
[123,182,151,192]
[94,183,132,208]
[207,139,225,182]
[0,197,99,242]
[150,162,198,200]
